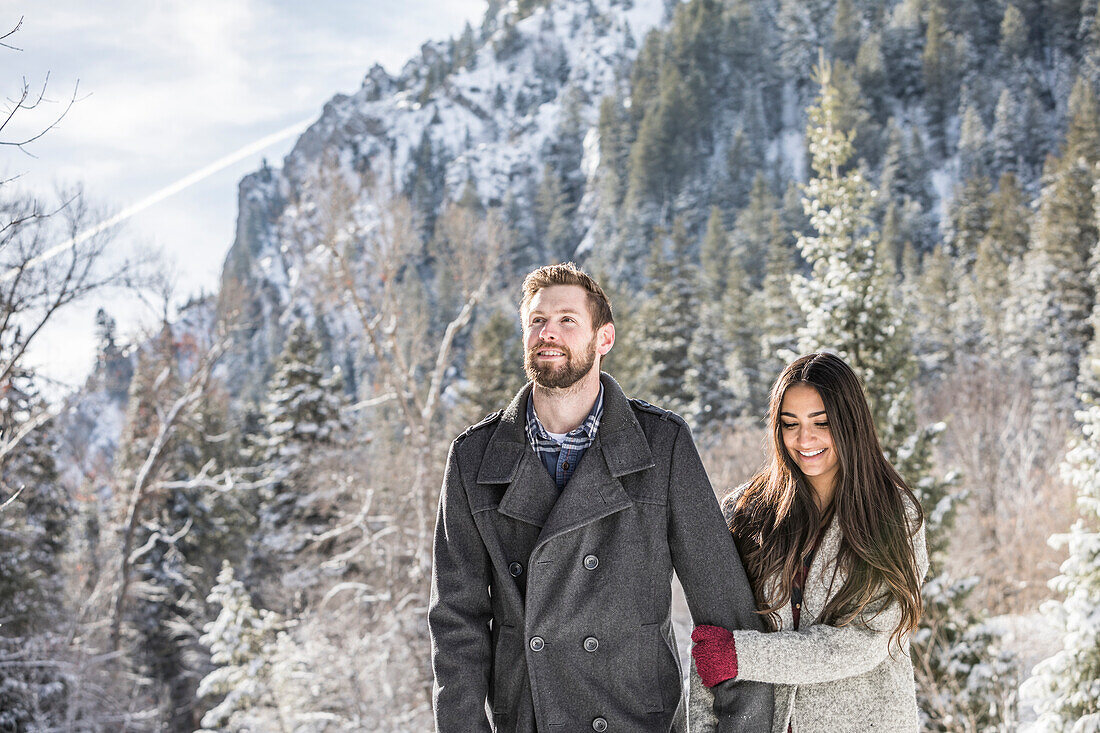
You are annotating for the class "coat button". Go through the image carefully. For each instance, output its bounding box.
[509,562,523,577]
[583,554,599,570]
[530,636,545,652]
[583,636,599,652]
[592,717,608,732]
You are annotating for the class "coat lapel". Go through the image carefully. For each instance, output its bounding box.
[476,383,560,528]
[533,374,654,550]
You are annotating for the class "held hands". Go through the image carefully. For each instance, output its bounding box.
[690,625,738,688]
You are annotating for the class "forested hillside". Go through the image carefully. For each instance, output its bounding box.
[4,0,1100,729]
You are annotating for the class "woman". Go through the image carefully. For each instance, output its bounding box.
[689,352,928,732]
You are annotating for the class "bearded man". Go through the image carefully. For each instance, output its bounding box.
[428,263,771,733]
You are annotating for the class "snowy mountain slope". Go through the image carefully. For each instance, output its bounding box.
[216,0,669,400]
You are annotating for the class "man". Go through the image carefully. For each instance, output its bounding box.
[429,263,771,732]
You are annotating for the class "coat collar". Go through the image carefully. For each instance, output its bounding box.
[475,373,655,531]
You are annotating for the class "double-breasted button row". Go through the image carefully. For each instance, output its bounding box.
[508,562,523,577]
[583,554,599,570]
[592,717,608,731]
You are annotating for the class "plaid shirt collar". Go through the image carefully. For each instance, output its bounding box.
[525,383,604,455]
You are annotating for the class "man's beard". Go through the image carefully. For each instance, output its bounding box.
[524,334,598,389]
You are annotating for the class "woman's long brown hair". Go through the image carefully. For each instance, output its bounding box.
[729,352,924,650]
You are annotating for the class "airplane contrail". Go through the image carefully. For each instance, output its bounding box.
[1,116,315,283]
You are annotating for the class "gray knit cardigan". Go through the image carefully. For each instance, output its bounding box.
[689,487,928,733]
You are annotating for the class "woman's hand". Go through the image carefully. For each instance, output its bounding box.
[690,624,739,688]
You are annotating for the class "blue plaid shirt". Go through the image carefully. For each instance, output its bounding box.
[525,384,604,491]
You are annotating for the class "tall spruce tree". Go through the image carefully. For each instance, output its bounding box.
[638,220,697,413]
[794,58,1017,730]
[686,207,737,429]
[1005,79,1099,413]
[250,319,347,588]
[1020,241,1100,729]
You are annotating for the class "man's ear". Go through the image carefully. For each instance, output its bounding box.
[597,323,615,356]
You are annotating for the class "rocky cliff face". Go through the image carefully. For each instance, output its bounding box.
[214,0,669,402]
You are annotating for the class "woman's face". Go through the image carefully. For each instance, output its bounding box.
[779,383,839,497]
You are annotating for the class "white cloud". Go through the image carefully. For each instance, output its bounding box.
[6,0,486,388]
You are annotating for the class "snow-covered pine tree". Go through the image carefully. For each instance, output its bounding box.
[0,371,71,731]
[1020,216,1100,731]
[794,56,1018,730]
[196,562,282,732]
[259,318,346,470]
[1003,77,1099,414]
[251,317,347,578]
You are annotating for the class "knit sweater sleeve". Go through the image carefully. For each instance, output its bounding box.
[732,519,928,686]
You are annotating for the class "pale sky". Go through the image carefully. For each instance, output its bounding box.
[3,1,485,392]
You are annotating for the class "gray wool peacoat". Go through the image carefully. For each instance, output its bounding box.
[428,373,772,733]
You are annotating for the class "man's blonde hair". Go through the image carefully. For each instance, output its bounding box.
[520,262,614,328]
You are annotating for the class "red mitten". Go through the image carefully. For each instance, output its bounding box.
[691,624,738,688]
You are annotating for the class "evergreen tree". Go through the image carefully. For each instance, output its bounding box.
[196,562,282,732]
[795,58,1017,729]
[534,164,577,262]
[462,306,526,420]
[957,103,989,182]
[686,209,733,429]
[945,175,992,270]
[883,0,925,99]
[0,371,71,731]
[1006,102,1098,413]
[855,31,888,119]
[990,87,1022,178]
[923,0,960,151]
[974,172,1030,351]
[259,319,346,469]
[1020,265,1100,730]
[638,220,697,413]
[754,220,802,412]
[732,173,781,287]
[250,319,348,591]
[998,3,1029,64]
[833,0,861,64]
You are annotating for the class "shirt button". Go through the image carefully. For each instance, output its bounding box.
[509,562,523,577]
[584,636,599,652]
[583,554,599,570]
[562,461,570,470]
[592,717,608,732]
[530,636,545,652]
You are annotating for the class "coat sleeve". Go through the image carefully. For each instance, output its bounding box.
[666,422,773,733]
[688,661,720,733]
[427,439,494,733]
[731,521,929,686]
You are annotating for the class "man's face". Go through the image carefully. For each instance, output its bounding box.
[522,285,613,389]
